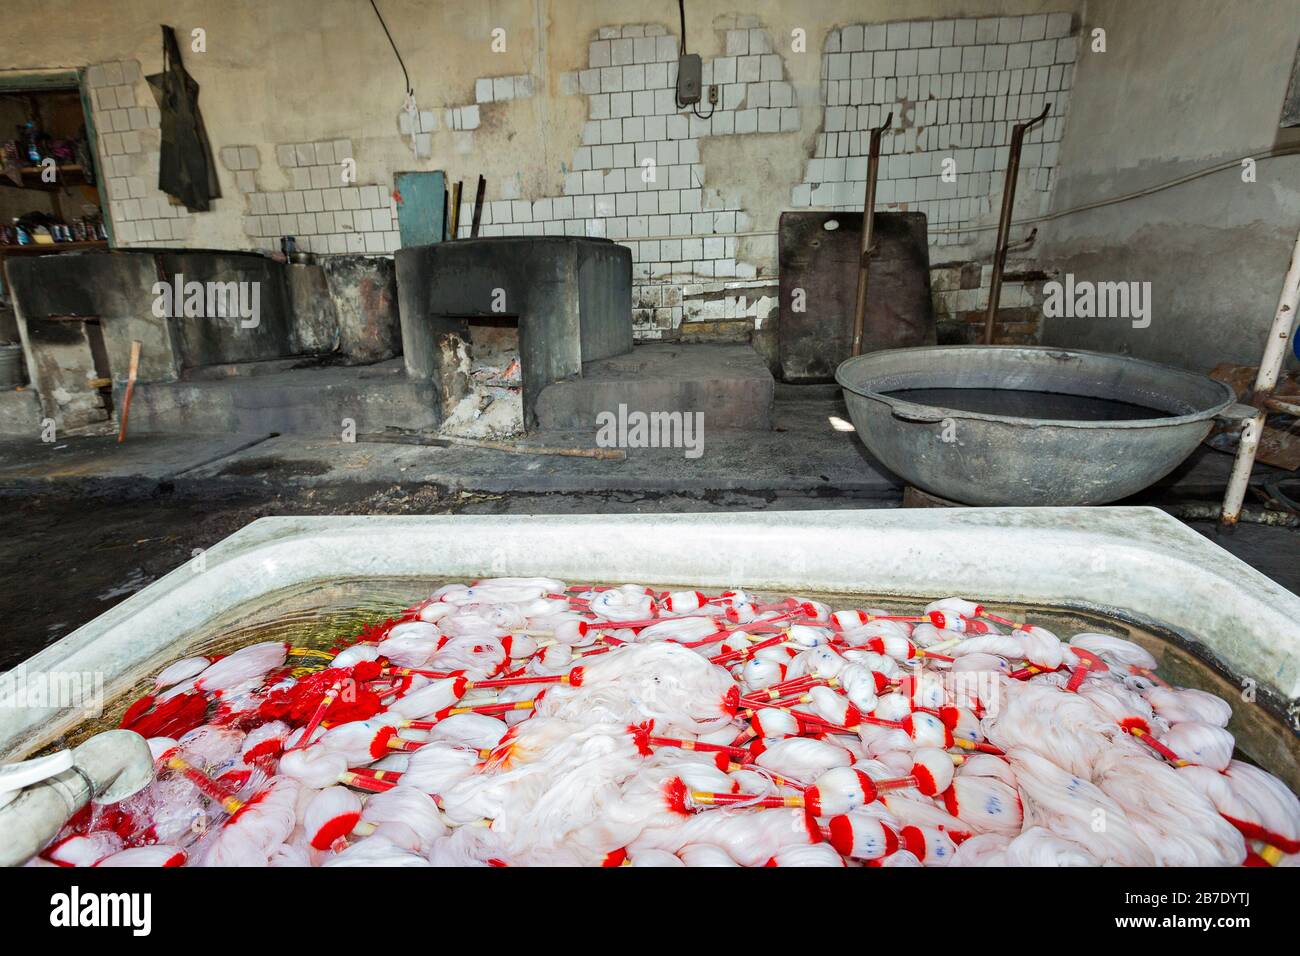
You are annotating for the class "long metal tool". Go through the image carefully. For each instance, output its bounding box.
[361,430,626,460]
[850,112,893,357]
[470,175,486,237]
[983,103,1051,345]
[1221,224,1300,527]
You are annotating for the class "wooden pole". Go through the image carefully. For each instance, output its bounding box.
[449,180,463,239]
[116,340,141,443]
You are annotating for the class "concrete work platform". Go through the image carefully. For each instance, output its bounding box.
[26,338,772,442]
[125,359,440,438]
[0,433,273,491]
[535,342,775,430]
[123,341,774,438]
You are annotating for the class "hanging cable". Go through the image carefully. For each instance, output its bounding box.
[675,0,713,117]
[370,0,412,96]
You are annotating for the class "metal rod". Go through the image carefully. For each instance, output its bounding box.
[470,175,486,238]
[1173,504,1299,528]
[1221,223,1300,527]
[850,112,893,357]
[983,104,1051,345]
[449,180,463,239]
[1264,395,1300,416]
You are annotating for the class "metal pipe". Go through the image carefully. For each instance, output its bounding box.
[1165,503,1299,528]
[1222,224,1300,527]
[470,175,486,238]
[1265,395,1300,416]
[983,104,1051,345]
[850,112,893,357]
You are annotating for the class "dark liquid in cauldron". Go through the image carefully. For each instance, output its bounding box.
[882,388,1173,421]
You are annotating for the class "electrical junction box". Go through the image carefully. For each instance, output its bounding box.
[676,53,702,106]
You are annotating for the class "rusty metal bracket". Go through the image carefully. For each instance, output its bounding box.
[983,103,1051,345]
[850,112,894,357]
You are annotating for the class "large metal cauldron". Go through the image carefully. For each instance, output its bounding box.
[836,346,1236,506]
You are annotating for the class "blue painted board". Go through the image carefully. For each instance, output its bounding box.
[394,170,447,248]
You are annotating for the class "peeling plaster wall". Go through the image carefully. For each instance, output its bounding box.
[0,0,1086,344]
[1037,0,1300,372]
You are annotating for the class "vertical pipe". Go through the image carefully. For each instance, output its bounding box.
[1221,224,1300,527]
[851,112,893,357]
[983,104,1050,345]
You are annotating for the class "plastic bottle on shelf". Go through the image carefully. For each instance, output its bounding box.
[21,122,42,164]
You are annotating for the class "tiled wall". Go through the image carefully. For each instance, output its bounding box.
[793,12,1077,247]
[459,14,1077,340]
[241,140,402,255]
[90,13,1077,345]
[237,71,536,253]
[459,19,793,339]
[930,260,1048,344]
[87,59,195,245]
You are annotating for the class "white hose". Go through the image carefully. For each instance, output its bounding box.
[0,730,154,868]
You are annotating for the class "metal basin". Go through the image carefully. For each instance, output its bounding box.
[836,346,1236,506]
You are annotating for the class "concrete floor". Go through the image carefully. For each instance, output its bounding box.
[0,395,1285,500]
[0,399,891,499]
[0,394,1295,670]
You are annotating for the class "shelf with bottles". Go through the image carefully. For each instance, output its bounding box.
[0,239,107,254]
[2,212,108,249]
[0,163,94,191]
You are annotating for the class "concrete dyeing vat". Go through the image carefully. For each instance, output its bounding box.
[1,509,1297,789]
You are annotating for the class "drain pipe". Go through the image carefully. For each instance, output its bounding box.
[850,112,893,357]
[0,730,154,867]
[983,104,1051,345]
[1222,224,1300,527]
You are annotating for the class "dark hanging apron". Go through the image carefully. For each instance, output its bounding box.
[146,25,221,212]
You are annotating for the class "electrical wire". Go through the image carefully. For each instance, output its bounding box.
[675,0,713,117]
[370,0,412,96]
